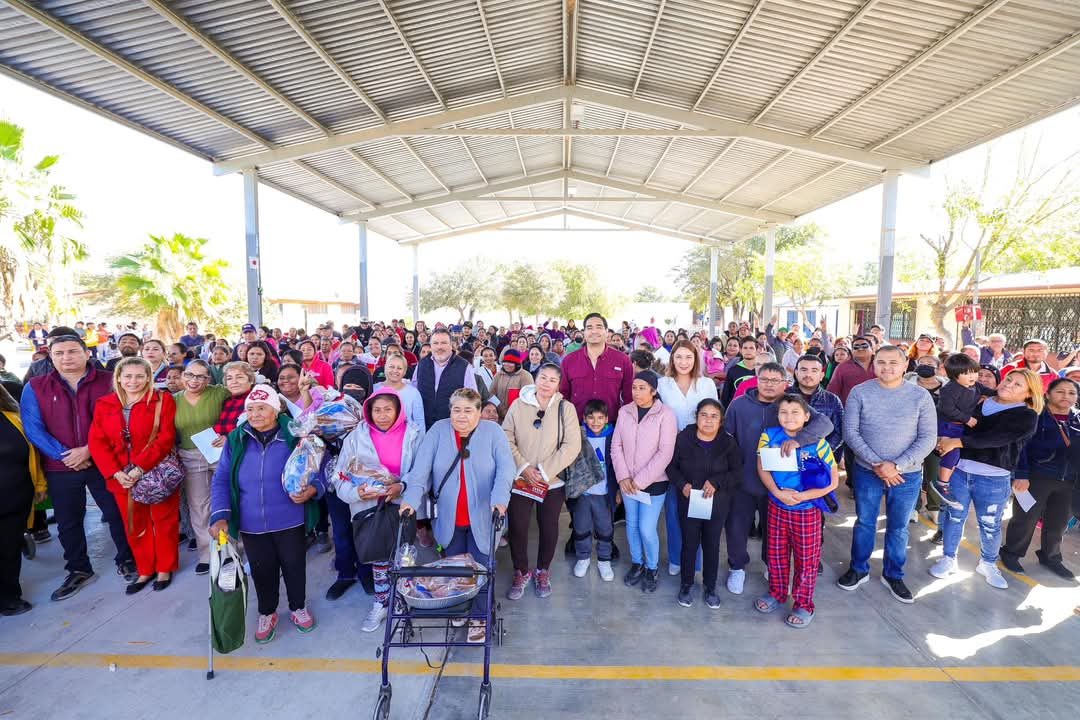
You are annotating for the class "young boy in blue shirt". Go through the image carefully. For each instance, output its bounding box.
[755,394,838,629]
[572,399,617,582]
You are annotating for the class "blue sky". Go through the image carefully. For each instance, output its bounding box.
[2,73,1077,320]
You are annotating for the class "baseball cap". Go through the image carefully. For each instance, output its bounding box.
[241,323,257,333]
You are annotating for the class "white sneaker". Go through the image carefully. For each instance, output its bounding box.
[361,602,388,632]
[929,555,957,579]
[726,569,745,595]
[597,561,614,582]
[573,558,591,578]
[976,560,1008,589]
[910,510,919,524]
[668,563,681,576]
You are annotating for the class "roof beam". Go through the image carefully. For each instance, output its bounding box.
[212,87,571,174]
[376,0,446,108]
[643,137,679,185]
[759,162,846,209]
[692,0,767,111]
[631,0,667,97]
[812,0,1010,137]
[346,170,566,220]
[870,30,1080,151]
[398,208,566,246]
[684,140,738,192]
[571,86,921,170]
[566,170,794,223]
[751,0,883,123]
[604,112,631,176]
[564,208,728,246]
[476,0,506,96]
[719,149,792,202]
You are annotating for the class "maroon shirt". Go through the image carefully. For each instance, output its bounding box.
[826,359,876,406]
[559,345,634,422]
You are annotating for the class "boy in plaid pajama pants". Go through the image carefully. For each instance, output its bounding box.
[754,395,838,628]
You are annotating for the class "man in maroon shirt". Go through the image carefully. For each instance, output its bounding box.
[559,313,635,422]
[827,335,876,488]
[558,312,634,559]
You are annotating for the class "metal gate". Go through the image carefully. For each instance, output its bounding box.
[968,294,1080,352]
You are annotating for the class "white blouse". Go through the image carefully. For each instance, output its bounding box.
[657,375,720,431]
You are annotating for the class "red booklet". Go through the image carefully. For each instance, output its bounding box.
[507,388,521,408]
[511,465,548,503]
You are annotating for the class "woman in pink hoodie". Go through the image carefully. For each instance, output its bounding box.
[332,387,423,633]
[611,371,677,593]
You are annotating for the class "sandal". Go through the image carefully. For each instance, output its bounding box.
[467,621,486,644]
[754,594,780,614]
[785,608,814,628]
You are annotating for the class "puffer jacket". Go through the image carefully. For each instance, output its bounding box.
[611,400,677,496]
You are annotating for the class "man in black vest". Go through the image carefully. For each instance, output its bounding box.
[412,328,477,429]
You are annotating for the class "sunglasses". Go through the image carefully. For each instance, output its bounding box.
[852,343,871,349]
[533,409,546,429]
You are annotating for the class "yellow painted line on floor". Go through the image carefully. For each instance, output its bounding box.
[0,652,1078,682]
[916,516,1038,588]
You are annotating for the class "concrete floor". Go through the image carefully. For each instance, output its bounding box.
[2,493,1079,720]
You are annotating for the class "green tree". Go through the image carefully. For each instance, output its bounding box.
[554,261,610,320]
[0,120,85,343]
[774,241,853,317]
[106,233,231,343]
[672,223,822,322]
[633,285,668,303]
[498,261,564,324]
[912,144,1080,346]
[415,257,497,323]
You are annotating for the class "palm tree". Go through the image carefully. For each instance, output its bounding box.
[0,119,85,344]
[110,233,231,342]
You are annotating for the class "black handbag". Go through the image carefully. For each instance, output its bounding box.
[352,501,415,565]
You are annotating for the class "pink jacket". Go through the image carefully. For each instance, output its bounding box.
[611,400,677,491]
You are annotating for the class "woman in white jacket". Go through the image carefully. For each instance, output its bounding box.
[332,387,423,633]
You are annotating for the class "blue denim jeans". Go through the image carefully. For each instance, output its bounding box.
[624,491,665,570]
[939,467,1011,563]
[850,464,922,579]
[664,484,701,571]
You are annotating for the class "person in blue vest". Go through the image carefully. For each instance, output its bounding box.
[412,328,477,430]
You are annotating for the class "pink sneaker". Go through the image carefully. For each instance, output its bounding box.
[255,612,277,644]
[506,570,531,600]
[290,606,316,633]
[534,569,552,598]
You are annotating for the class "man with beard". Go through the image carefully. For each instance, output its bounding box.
[105,332,142,372]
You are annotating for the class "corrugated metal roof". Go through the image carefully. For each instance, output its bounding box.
[1,0,1077,244]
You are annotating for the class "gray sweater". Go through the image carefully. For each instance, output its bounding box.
[843,380,937,473]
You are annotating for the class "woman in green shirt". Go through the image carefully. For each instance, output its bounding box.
[174,359,229,575]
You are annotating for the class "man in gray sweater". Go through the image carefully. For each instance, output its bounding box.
[838,345,937,604]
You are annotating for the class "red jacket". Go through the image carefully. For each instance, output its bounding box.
[89,390,177,492]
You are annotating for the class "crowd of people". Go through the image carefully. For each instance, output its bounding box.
[2,313,1078,640]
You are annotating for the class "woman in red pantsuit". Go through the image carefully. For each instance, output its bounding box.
[89,357,179,594]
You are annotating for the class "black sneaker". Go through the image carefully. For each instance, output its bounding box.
[642,568,659,593]
[177,532,189,546]
[195,563,210,576]
[21,533,35,560]
[32,529,52,544]
[999,552,1025,574]
[1039,559,1076,580]
[325,578,356,601]
[623,563,644,587]
[704,590,721,609]
[677,584,693,607]
[0,599,32,616]
[748,523,763,540]
[930,528,943,545]
[51,571,95,601]
[187,538,198,552]
[817,560,824,575]
[117,560,138,583]
[315,532,331,554]
[837,568,868,591]
[610,543,621,562]
[881,576,914,604]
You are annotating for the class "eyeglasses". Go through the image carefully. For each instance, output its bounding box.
[182,372,210,381]
[852,343,871,349]
[533,409,546,429]
[758,377,787,385]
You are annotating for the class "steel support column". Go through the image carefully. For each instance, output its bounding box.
[242,169,262,326]
[359,221,370,319]
[411,244,420,324]
[876,170,900,337]
[708,245,719,336]
[762,223,777,325]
